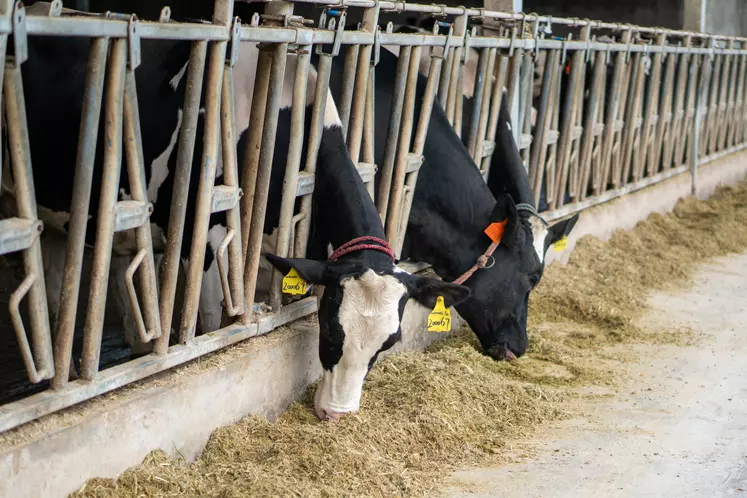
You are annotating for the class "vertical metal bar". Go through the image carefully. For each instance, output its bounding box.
[51,38,108,388]
[471,47,497,164]
[728,52,746,148]
[179,0,233,340]
[651,43,676,173]
[578,50,606,198]
[676,53,700,167]
[529,48,559,203]
[363,65,375,165]
[80,39,128,379]
[385,44,421,250]
[239,49,271,257]
[600,30,631,190]
[505,46,524,147]
[156,41,207,354]
[620,51,646,186]
[454,49,465,139]
[638,33,666,179]
[241,42,288,320]
[479,54,508,179]
[376,45,410,223]
[702,47,721,154]
[269,47,310,312]
[122,68,162,346]
[664,37,691,170]
[392,49,444,255]
[294,53,332,260]
[720,41,738,151]
[517,52,534,161]
[692,50,711,195]
[467,47,490,158]
[347,6,379,164]
[338,44,359,138]
[445,13,468,127]
[219,63,245,317]
[552,25,590,209]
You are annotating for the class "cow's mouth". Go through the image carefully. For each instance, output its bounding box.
[485,343,517,361]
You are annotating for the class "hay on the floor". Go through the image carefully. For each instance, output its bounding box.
[72,181,747,498]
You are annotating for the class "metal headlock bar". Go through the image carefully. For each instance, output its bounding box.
[2,0,747,435]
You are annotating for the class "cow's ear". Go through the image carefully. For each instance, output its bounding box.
[400,273,471,309]
[264,254,327,283]
[486,194,519,246]
[544,213,580,251]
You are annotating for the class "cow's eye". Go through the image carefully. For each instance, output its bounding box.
[528,275,540,289]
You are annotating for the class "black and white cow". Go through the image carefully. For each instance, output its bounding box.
[4,3,470,420]
[322,43,578,360]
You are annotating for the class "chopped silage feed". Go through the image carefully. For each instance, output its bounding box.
[72,181,747,498]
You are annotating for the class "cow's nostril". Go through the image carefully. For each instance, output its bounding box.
[318,408,343,422]
[486,343,517,362]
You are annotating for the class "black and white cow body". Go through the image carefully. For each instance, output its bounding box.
[323,44,578,360]
[8,4,470,419]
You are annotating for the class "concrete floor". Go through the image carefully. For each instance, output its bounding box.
[446,252,747,498]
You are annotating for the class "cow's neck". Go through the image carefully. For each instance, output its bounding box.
[483,95,536,207]
[309,125,391,266]
[404,105,497,281]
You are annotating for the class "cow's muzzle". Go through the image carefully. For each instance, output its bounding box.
[485,343,518,361]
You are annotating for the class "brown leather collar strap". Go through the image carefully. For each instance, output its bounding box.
[452,241,499,285]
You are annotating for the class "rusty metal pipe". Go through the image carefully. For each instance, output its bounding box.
[52,37,108,389]
[80,39,128,379]
[156,41,207,354]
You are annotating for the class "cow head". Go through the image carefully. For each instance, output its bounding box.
[265,253,470,421]
[452,194,578,361]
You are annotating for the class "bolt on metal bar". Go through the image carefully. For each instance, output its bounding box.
[376,45,410,222]
[269,45,311,312]
[241,40,289,320]
[156,40,207,355]
[218,64,246,319]
[80,38,127,380]
[52,37,108,389]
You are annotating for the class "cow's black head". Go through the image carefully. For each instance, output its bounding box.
[265,253,470,421]
[453,194,578,360]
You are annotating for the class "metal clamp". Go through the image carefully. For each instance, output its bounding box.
[371,25,381,66]
[625,25,634,62]
[508,24,518,57]
[10,273,49,384]
[317,8,346,57]
[217,228,243,317]
[128,15,141,70]
[561,34,571,66]
[125,249,160,343]
[432,22,454,58]
[11,1,27,66]
[519,12,528,40]
[48,0,63,17]
[227,17,241,67]
[543,15,553,35]
[159,6,171,23]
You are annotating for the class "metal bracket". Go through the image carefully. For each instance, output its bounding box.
[317,9,346,57]
[0,218,43,256]
[48,0,63,17]
[125,249,161,343]
[159,6,171,23]
[211,185,243,213]
[216,228,243,317]
[406,153,424,173]
[432,23,454,59]
[114,200,153,232]
[10,273,50,384]
[371,25,381,66]
[128,15,141,70]
[227,17,241,67]
[11,1,27,66]
[543,15,553,35]
[560,35,570,66]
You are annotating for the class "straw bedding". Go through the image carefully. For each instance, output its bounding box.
[72,181,747,497]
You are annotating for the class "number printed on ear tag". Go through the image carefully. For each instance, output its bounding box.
[427,296,452,333]
[282,268,308,295]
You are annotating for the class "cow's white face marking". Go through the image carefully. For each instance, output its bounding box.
[315,269,407,417]
[148,109,182,203]
[169,61,189,91]
[529,217,548,263]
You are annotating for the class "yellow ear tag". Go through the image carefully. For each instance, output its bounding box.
[282,268,308,295]
[553,235,568,252]
[427,296,452,333]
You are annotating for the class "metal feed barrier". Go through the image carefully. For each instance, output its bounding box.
[0,0,746,434]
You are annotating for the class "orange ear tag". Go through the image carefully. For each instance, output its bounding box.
[484,219,508,244]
